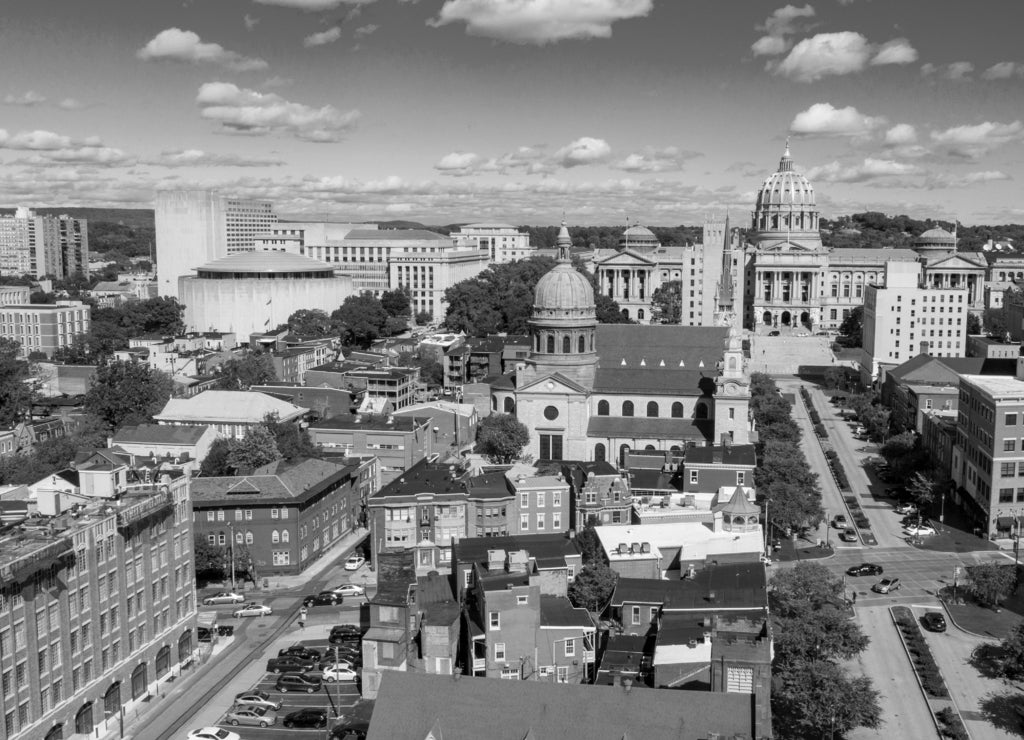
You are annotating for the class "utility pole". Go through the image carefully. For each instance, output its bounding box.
[229,523,236,592]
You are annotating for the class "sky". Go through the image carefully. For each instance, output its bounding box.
[1,0,1022,226]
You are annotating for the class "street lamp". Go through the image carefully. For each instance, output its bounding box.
[228,522,236,592]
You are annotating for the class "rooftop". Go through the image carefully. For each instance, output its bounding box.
[370,459,468,501]
[343,229,451,242]
[539,596,594,629]
[612,563,768,611]
[195,250,335,274]
[961,374,1024,398]
[190,458,354,505]
[154,390,308,424]
[309,414,429,433]
[112,423,211,446]
[685,443,757,467]
[454,532,580,569]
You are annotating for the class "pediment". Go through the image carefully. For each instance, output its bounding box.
[596,250,659,267]
[759,240,818,253]
[927,254,986,270]
[517,372,589,395]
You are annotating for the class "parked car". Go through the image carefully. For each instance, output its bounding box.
[224,705,276,728]
[846,563,883,577]
[921,612,947,632]
[344,554,366,571]
[330,624,362,636]
[324,644,361,661]
[187,729,240,740]
[303,592,340,608]
[905,525,936,536]
[853,425,867,435]
[768,330,781,337]
[322,664,360,682]
[233,603,272,618]
[872,577,901,594]
[267,655,316,674]
[329,630,362,646]
[276,673,322,693]
[319,658,358,673]
[330,723,369,740]
[283,708,329,729]
[832,514,848,529]
[279,644,322,661]
[895,502,918,515]
[233,690,281,711]
[328,584,366,598]
[202,592,245,606]
[839,528,859,542]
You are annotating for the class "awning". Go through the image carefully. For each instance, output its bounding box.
[362,627,405,643]
[996,516,1023,530]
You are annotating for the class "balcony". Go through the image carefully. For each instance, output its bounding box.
[0,536,74,585]
[116,489,173,534]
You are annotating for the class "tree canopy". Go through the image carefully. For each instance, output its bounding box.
[773,660,881,739]
[475,413,530,463]
[53,296,185,363]
[226,424,281,473]
[967,563,1016,608]
[838,306,863,347]
[650,280,681,324]
[332,293,392,348]
[215,352,277,390]
[83,360,172,432]
[568,560,618,613]
[0,338,33,428]
[286,309,337,338]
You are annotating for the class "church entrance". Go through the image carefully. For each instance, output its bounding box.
[762,311,772,325]
[781,311,791,326]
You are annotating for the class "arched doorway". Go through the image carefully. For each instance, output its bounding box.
[781,311,791,326]
[762,311,772,325]
[75,704,94,734]
[621,309,629,320]
[103,683,120,720]
[155,645,171,678]
[131,663,148,700]
[503,397,515,413]
[644,444,656,451]
[800,311,810,327]
[177,631,192,662]
[44,725,63,740]
[619,444,630,467]
[594,443,606,463]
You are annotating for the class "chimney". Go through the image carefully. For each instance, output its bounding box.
[622,677,633,693]
[487,549,506,572]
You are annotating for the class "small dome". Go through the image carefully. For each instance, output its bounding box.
[917,227,955,242]
[534,264,595,312]
[196,250,335,274]
[619,225,659,249]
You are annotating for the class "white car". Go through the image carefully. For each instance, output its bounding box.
[186,728,240,740]
[344,555,366,571]
[328,584,366,598]
[905,525,936,536]
[202,592,245,606]
[322,664,359,682]
[895,503,918,515]
[232,603,272,618]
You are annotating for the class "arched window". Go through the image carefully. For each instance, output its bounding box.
[646,401,658,418]
[619,444,631,467]
[670,445,681,452]
[235,531,243,544]
[594,443,606,463]
[597,400,609,416]
[177,630,192,662]
[75,704,94,734]
[503,397,515,413]
[622,401,634,417]
[645,444,656,451]
[130,663,147,700]
[103,683,121,717]
[245,531,253,544]
[271,530,280,543]
[638,309,645,320]
[671,402,684,418]
[281,530,290,543]
[695,402,709,420]
[535,334,540,352]
[621,309,630,320]
[155,646,171,678]
[578,335,586,353]
[546,335,555,354]
[563,335,571,353]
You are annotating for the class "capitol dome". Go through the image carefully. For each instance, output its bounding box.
[751,143,821,246]
[913,226,957,260]
[618,224,660,250]
[755,145,815,209]
[533,223,595,317]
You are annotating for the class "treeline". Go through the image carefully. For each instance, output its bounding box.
[822,212,1024,251]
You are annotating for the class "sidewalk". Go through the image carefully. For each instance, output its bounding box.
[265,527,370,591]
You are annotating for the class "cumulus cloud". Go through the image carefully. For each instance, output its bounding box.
[554,137,612,167]
[263,76,294,88]
[805,157,919,183]
[304,27,343,47]
[751,4,815,57]
[428,0,653,45]
[884,123,917,146]
[254,0,377,10]
[145,149,285,167]
[244,14,261,31]
[769,31,917,82]
[0,128,132,166]
[137,28,268,71]
[57,98,86,110]
[434,151,481,176]
[354,24,380,37]
[982,62,1024,80]
[612,146,701,173]
[790,103,886,137]
[930,120,1024,159]
[921,62,974,81]
[195,82,361,142]
[3,91,47,106]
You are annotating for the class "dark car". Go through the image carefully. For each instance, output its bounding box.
[330,722,369,740]
[330,624,362,636]
[279,645,322,661]
[266,655,315,674]
[846,563,883,577]
[329,630,361,645]
[921,612,947,632]
[283,708,329,729]
[768,330,781,336]
[322,647,361,665]
[275,673,322,693]
[303,593,340,608]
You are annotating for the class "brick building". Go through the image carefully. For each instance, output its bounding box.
[0,302,90,359]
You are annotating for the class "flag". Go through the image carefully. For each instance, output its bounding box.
[266,297,272,305]
[265,318,270,326]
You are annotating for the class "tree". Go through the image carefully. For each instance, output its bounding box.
[773,660,881,739]
[201,437,235,477]
[773,606,869,665]
[287,309,336,337]
[216,352,277,390]
[764,479,824,534]
[998,621,1024,680]
[332,293,390,347]
[414,310,433,325]
[193,535,227,577]
[264,413,317,460]
[966,312,982,335]
[226,425,280,473]
[984,306,1009,338]
[822,366,849,390]
[396,350,444,387]
[650,280,681,323]
[967,563,1017,608]
[907,471,937,525]
[83,360,172,431]
[574,524,604,564]
[568,560,618,613]
[838,306,863,347]
[771,562,846,618]
[880,431,928,480]
[381,287,411,318]
[475,413,530,463]
[0,338,33,428]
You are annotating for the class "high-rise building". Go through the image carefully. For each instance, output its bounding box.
[0,208,89,280]
[155,190,277,299]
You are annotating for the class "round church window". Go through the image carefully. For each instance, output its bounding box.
[544,406,559,421]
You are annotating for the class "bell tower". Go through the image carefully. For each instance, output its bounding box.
[714,326,753,445]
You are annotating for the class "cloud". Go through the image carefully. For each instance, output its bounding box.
[195,81,361,142]
[930,120,1024,159]
[883,123,917,146]
[3,91,47,106]
[805,157,919,183]
[982,62,1024,80]
[262,76,294,88]
[253,0,376,10]
[244,14,260,31]
[57,98,86,110]
[0,128,132,166]
[428,0,653,45]
[434,151,481,176]
[145,149,285,167]
[137,28,268,71]
[554,137,612,167]
[770,32,916,82]
[354,24,379,38]
[751,4,815,57]
[963,170,1012,184]
[612,146,701,173]
[921,62,974,81]
[304,27,343,47]
[790,103,886,137]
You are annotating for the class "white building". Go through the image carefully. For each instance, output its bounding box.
[860,261,968,383]
[155,190,278,299]
[0,207,88,279]
[388,240,490,319]
[154,390,308,440]
[254,221,375,253]
[451,223,533,263]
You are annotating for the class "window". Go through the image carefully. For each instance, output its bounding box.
[271,508,279,519]
[1007,413,1018,426]
[206,511,214,522]
[622,401,634,417]
[650,607,658,623]
[690,470,698,484]
[520,514,529,531]
[494,643,506,661]
[646,401,659,418]
[597,400,609,416]
[671,402,684,418]
[282,530,290,543]
[537,492,545,508]
[556,666,568,683]
[729,407,735,420]
[272,530,280,543]
[536,513,545,530]
[737,472,745,485]
[564,639,575,657]
[489,612,500,629]
[553,492,561,507]
[631,606,641,625]
[540,434,563,461]
[517,595,528,605]
[553,512,561,530]
[1000,488,1014,503]
[216,510,224,521]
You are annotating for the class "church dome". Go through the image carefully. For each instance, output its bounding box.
[533,222,595,317]
[756,145,815,209]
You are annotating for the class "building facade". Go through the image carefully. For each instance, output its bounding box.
[308,414,433,484]
[0,209,88,280]
[451,223,533,264]
[0,301,90,358]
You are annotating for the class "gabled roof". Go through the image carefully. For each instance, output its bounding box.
[887,354,978,384]
[539,596,594,629]
[517,372,590,395]
[113,423,211,446]
[154,391,307,424]
[190,458,352,505]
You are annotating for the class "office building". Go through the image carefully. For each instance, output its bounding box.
[155,190,277,299]
[0,301,90,358]
[388,238,490,320]
[0,208,88,280]
[0,287,31,307]
[450,223,533,263]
